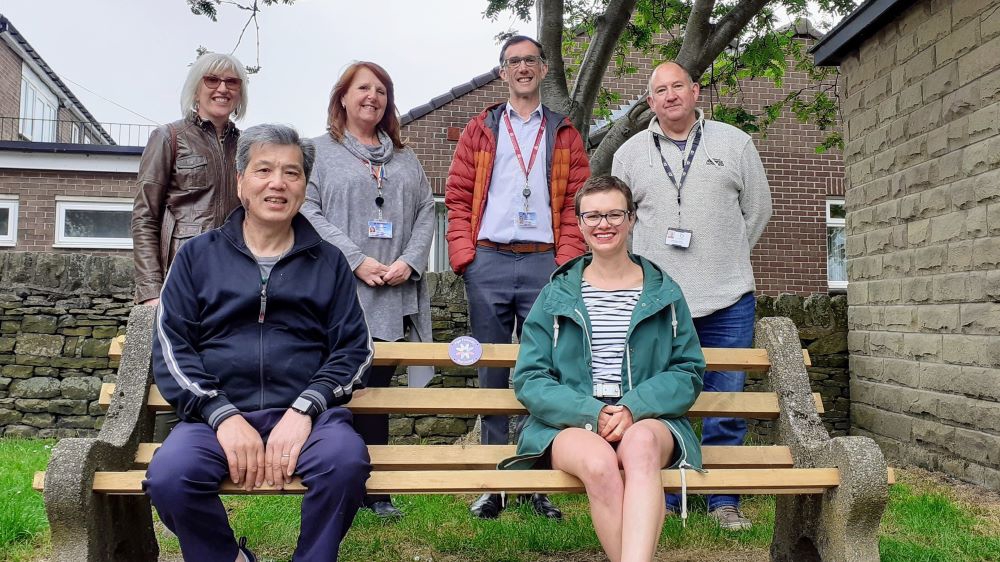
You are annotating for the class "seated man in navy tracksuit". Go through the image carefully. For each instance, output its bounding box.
[143,123,373,562]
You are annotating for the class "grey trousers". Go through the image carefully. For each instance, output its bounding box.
[462,246,555,445]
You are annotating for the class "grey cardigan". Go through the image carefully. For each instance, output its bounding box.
[302,134,435,342]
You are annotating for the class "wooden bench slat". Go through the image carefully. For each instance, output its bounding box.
[131,443,796,470]
[39,467,877,495]
[108,336,811,370]
[100,384,825,416]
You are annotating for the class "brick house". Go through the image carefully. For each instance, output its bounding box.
[814,0,1000,489]
[400,21,848,295]
[0,13,142,255]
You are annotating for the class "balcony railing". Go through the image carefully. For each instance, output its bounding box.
[0,117,156,147]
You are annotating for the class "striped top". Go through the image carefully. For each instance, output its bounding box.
[582,280,642,387]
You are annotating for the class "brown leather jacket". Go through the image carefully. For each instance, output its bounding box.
[131,113,240,303]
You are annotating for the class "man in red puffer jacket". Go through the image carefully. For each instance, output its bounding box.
[445,35,590,521]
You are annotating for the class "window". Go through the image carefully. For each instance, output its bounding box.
[0,196,18,247]
[19,64,58,142]
[827,199,846,290]
[54,198,133,249]
[427,198,449,273]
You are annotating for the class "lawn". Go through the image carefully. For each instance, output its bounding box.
[2,438,998,561]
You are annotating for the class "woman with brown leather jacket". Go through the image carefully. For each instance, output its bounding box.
[131,52,249,305]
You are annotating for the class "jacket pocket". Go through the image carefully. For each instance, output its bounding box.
[168,222,206,261]
[175,154,209,191]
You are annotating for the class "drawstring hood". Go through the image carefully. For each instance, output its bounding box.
[671,302,678,338]
[677,460,709,526]
[645,108,710,169]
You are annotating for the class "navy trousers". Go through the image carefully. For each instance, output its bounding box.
[144,407,371,561]
[463,246,555,445]
[668,291,756,511]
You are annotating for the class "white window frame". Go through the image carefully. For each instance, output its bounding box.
[0,195,19,247]
[427,196,448,273]
[827,199,847,290]
[54,197,133,249]
[20,63,59,142]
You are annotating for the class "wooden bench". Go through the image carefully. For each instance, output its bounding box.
[35,306,892,561]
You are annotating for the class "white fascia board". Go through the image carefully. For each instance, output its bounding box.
[0,150,139,173]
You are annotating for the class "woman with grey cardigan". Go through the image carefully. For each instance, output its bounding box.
[302,61,435,519]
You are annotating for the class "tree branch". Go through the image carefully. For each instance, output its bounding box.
[589,100,653,175]
[569,0,638,134]
[676,0,716,74]
[537,0,571,111]
[690,0,770,75]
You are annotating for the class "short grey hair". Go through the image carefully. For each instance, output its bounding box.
[236,124,316,181]
[180,52,249,120]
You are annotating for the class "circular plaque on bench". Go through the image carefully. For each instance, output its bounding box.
[448,336,483,366]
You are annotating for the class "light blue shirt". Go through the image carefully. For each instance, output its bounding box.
[478,103,553,244]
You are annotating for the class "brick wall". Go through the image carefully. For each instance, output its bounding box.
[0,168,135,255]
[840,0,1000,489]
[0,39,19,125]
[401,35,845,296]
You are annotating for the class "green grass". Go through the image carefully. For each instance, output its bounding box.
[4,438,1000,562]
[0,439,53,562]
[879,483,1000,562]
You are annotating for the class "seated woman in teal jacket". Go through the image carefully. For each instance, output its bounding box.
[499,175,705,562]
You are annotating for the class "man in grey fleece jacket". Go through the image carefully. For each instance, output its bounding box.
[611,61,772,531]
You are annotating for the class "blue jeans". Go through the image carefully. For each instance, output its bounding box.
[463,246,555,445]
[668,291,756,512]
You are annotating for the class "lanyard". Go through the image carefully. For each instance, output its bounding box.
[503,111,546,210]
[652,126,702,207]
[359,157,386,220]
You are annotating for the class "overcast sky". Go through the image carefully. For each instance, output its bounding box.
[2,0,528,139]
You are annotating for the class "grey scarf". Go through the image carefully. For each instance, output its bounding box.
[342,129,395,165]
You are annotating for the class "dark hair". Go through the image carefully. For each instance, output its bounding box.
[574,175,638,215]
[327,61,404,149]
[236,123,316,182]
[498,35,546,64]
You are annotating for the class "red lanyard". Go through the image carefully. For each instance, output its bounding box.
[503,111,546,184]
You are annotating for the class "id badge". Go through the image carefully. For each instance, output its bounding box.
[367,220,393,239]
[665,227,692,248]
[517,211,539,228]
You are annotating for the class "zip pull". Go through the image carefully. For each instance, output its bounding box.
[553,317,560,348]
[258,282,268,324]
[670,302,678,338]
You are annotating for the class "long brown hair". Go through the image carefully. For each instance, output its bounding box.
[327,61,404,148]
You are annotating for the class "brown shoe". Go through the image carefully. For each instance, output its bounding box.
[709,505,752,531]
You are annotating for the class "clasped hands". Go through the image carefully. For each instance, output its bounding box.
[215,408,312,491]
[597,404,634,443]
[355,257,412,287]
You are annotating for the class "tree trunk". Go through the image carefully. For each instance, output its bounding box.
[589,101,654,175]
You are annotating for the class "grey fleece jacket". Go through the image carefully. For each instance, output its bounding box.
[611,109,771,318]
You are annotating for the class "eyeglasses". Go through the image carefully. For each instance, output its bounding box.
[503,55,544,69]
[578,210,631,227]
[202,75,243,90]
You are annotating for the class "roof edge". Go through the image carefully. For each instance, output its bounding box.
[400,67,501,125]
[811,0,916,65]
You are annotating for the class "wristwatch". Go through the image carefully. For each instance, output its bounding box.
[290,397,315,417]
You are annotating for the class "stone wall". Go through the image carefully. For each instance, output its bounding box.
[0,252,849,446]
[837,0,1000,489]
[0,252,133,437]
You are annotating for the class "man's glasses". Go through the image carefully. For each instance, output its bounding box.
[503,55,544,68]
[578,210,631,227]
[202,75,243,90]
